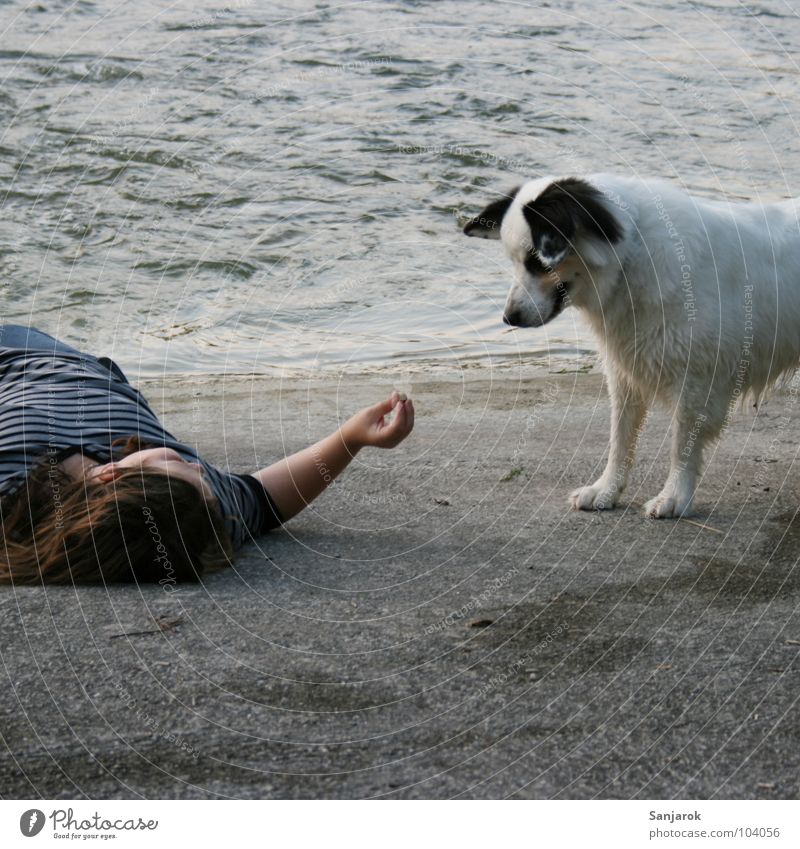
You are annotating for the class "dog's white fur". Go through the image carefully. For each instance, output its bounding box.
[466,174,800,517]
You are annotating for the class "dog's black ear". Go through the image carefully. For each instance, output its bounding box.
[523,178,622,267]
[462,186,521,240]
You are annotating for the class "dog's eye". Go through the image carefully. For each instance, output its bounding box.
[524,253,548,275]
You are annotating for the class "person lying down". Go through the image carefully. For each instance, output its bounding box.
[0,325,414,585]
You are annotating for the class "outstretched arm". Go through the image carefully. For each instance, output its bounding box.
[251,392,414,522]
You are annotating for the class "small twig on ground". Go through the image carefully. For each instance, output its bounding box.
[682,518,723,534]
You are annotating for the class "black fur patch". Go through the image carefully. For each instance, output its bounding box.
[463,186,521,236]
[524,251,549,275]
[522,177,622,264]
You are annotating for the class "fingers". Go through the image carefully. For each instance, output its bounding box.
[370,391,410,419]
[400,398,414,426]
[360,393,415,448]
[383,398,414,443]
[390,400,406,431]
[373,393,399,416]
[405,398,415,433]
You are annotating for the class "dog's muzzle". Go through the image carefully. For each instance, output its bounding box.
[503,282,570,327]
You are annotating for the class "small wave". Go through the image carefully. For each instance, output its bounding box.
[132,258,258,281]
[94,147,197,171]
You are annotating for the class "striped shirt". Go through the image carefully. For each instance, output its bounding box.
[0,327,281,548]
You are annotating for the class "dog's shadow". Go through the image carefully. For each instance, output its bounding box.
[679,508,800,604]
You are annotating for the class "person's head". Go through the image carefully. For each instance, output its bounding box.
[86,445,217,501]
[0,438,232,585]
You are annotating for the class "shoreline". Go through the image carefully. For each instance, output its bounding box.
[130,350,601,384]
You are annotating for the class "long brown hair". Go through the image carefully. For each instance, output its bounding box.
[0,437,232,585]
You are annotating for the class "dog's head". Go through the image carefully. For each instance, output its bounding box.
[463,176,623,327]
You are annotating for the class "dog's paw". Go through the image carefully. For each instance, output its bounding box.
[643,491,693,519]
[569,482,620,511]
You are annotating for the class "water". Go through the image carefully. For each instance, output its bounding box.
[1,0,799,378]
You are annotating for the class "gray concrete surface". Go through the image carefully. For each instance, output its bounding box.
[1,368,799,799]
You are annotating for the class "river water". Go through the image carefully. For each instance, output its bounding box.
[1,0,799,378]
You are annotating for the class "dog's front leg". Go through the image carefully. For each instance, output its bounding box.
[570,370,646,511]
[644,406,710,518]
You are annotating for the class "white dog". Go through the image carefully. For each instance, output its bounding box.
[464,174,800,517]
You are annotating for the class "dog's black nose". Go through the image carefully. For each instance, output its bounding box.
[504,309,521,326]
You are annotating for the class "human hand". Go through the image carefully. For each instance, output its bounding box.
[342,391,415,450]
